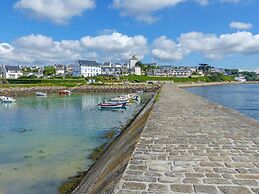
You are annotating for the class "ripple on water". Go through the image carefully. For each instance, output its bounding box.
[0,92,153,194]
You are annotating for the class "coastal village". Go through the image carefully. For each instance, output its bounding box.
[0,55,258,82]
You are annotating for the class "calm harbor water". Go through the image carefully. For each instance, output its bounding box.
[0,92,152,194]
[186,84,259,120]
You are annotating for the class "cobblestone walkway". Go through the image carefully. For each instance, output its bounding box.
[114,84,259,194]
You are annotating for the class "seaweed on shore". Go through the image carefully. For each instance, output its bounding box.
[88,143,107,161]
[58,171,87,194]
[102,128,119,140]
[89,128,119,161]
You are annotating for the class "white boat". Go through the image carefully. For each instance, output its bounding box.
[1,96,16,103]
[110,93,138,102]
[36,92,47,97]
[97,102,126,109]
[0,96,5,101]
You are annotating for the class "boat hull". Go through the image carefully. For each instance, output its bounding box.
[97,102,126,109]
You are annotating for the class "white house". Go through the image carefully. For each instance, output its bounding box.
[129,55,139,69]
[3,65,23,79]
[55,64,65,75]
[73,60,101,77]
[101,67,122,76]
[132,66,142,76]
[235,76,246,83]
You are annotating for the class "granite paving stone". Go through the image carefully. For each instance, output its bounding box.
[114,84,259,193]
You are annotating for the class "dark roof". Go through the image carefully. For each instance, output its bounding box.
[103,62,111,66]
[78,60,100,67]
[5,65,21,71]
[130,55,138,60]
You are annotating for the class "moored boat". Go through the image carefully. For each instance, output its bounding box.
[0,96,16,103]
[59,90,71,95]
[110,93,138,103]
[97,102,126,109]
[36,92,47,97]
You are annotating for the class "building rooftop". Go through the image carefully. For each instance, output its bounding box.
[5,65,21,71]
[130,55,138,60]
[78,60,100,67]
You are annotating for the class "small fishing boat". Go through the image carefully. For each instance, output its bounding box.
[111,93,138,102]
[110,96,130,103]
[59,90,71,95]
[36,92,47,97]
[0,96,16,103]
[0,96,5,101]
[97,102,126,109]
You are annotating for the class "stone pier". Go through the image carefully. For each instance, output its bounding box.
[114,83,259,194]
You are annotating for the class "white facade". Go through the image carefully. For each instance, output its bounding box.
[73,60,102,77]
[81,66,101,77]
[4,66,23,79]
[235,76,246,82]
[171,69,192,77]
[129,55,138,69]
[134,66,142,76]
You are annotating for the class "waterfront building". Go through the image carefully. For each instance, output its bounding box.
[103,62,112,67]
[73,60,101,77]
[1,65,23,79]
[128,55,138,69]
[147,66,191,77]
[128,55,142,75]
[65,64,73,75]
[235,76,246,82]
[101,67,122,76]
[55,64,65,75]
[171,68,192,77]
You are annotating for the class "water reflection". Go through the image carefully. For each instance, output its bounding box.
[0,92,152,194]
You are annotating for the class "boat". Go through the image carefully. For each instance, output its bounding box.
[110,93,138,103]
[0,96,5,101]
[36,92,47,97]
[97,102,126,109]
[0,96,16,103]
[59,90,71,95]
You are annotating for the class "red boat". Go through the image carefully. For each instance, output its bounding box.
[59,90,71,95]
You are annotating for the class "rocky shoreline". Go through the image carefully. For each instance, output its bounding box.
[0,84,160,97]
[175,81,239,88]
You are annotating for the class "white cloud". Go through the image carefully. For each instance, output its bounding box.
[112,0,243,23]
[152,31,259,61]
[81,32,148,60]
[230,21,253,30]
[0,32,148,65]
[112,0,186,23]
[14,0,95,24]
[151,36,185,61]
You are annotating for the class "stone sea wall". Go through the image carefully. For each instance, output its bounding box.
[0,84,160,97]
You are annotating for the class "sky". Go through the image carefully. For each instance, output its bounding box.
[0,0,259,72]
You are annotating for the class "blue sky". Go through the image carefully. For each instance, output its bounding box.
[0,0,259,71]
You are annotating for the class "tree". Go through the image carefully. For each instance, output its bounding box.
[198,64,212,75]
[209,72,224,82]
[43,66,56,76]
[242,71,257,81]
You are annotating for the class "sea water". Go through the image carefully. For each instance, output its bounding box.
[0,92,152,194]
[186,84,259,120]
